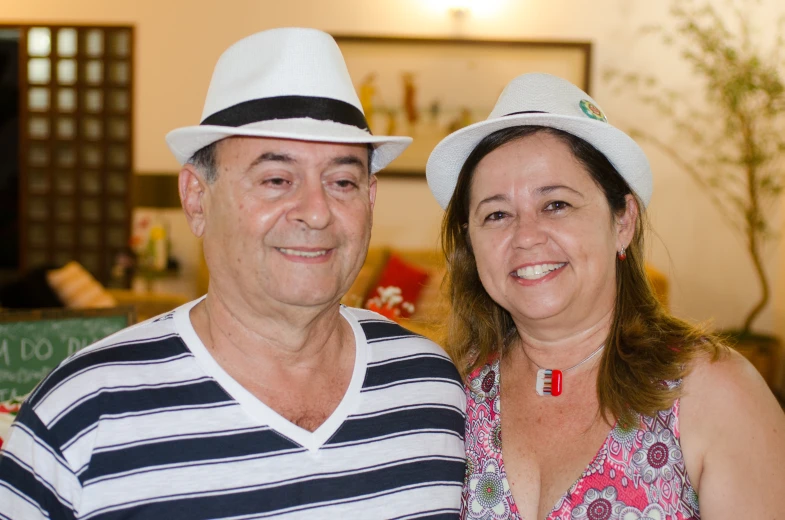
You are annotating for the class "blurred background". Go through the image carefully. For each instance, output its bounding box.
[0,0,782,396]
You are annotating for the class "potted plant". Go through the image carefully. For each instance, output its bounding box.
[605,0,784,386]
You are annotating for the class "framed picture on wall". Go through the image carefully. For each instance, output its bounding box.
[334,35,592,177]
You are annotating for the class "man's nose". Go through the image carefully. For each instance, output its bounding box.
[287,180,332,229]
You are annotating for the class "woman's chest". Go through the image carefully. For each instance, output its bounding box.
[501,384,612,519]
[462,363,700,520]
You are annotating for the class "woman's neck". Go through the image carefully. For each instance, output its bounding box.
[511,307,614,372]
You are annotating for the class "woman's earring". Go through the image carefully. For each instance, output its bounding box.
[618,246,627,261]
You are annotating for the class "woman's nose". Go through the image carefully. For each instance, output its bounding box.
[511,215,547,250]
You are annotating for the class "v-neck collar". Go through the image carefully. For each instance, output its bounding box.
[494,358,617,519]
[174,297,368,453]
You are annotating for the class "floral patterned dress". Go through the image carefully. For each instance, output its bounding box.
[463,359,700,520]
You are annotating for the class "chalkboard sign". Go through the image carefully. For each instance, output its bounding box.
[0,307,135,401]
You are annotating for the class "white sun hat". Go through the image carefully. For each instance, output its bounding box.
[166,27,412,174]
[426,73,652,209]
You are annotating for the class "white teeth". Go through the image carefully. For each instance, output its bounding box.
[515,263,565,280]
[278,248,329,258]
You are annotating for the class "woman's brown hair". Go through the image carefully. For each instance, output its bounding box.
[442,125,726,427]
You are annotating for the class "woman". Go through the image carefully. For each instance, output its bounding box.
[426,73,785,519]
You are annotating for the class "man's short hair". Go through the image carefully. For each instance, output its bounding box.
[188,142,219,183]
[187,141,374,184]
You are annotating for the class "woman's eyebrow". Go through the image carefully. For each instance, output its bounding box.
[537,184,584,198]
[474,194,508,215]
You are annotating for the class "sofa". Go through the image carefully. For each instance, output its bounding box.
[342,248,451,340]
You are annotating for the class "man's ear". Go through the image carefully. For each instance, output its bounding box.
[616,194,639,249]
[179,164,209,238]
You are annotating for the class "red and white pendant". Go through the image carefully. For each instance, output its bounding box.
[535,369,563,397]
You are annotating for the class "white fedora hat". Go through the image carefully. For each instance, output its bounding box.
[426,73,652,209]
[166,27,412,174]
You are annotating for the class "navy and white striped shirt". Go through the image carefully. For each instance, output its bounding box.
[0,300,466,519]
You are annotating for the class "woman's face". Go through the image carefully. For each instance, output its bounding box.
[467,132,636,334]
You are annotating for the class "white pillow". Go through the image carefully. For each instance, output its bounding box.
[46,261,117,309]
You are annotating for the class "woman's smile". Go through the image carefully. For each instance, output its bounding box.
[511,262,568,286]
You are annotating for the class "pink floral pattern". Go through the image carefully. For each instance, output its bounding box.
[462,359,700,520]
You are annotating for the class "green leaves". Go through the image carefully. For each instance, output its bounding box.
[604,0,785,334]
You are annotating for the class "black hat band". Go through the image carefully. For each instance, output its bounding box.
[200,95,370,132]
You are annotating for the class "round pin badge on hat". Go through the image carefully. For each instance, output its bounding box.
[579,99,607,122]
[425,73,653,210]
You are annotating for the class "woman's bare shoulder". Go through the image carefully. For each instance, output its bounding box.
[678,347,785,516]
[681,347,777,410]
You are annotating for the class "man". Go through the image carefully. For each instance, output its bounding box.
[0,28,466,518]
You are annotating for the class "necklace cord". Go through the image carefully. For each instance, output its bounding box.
[528,343,605,373]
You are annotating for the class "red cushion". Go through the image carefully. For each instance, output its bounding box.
[364,253,430,319]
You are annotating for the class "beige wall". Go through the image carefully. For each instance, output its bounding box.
[3,0,785,367]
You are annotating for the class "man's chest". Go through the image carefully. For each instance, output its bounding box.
[238,371,352,432]
[77,381,464,519]
[257,388,345,432]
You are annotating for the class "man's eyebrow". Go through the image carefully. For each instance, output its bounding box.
[329,154,367,169]
[247,152,296,171]
[536,185,584,198]
[245,152,367,172]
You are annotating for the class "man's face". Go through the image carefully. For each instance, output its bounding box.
[195,136,376,312]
